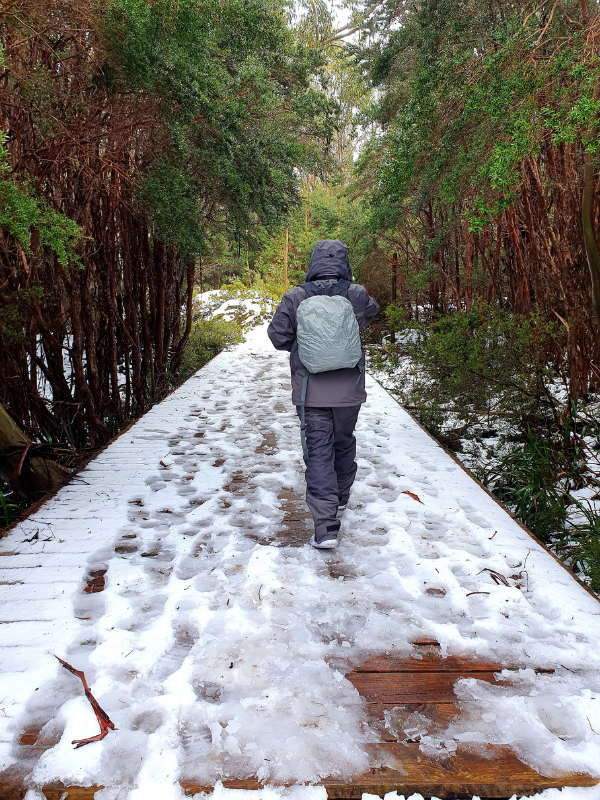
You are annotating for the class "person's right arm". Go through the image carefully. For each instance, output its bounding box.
[267,290,300,352]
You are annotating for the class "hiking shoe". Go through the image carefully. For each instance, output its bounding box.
[336,503,347,519]
[310,534,338,550]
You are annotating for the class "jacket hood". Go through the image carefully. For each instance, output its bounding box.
[305,240,353,282]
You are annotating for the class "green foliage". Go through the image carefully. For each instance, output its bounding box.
[377,304,557,421]
[0,134,81,267]
[0,487,18,531]
[141,159,206,259]
[491,430,568,543]
[358,1,599,228]
[104,0,334,256]
[176,319,242,385]
[384,303,407,332]
[217,279,285,311]
[559,500,600,593]
[252,180,384,292]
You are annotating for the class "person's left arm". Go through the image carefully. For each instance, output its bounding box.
[350,285,380,330]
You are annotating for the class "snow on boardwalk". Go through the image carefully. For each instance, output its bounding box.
[1,324,600,797]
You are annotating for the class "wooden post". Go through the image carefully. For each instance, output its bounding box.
[284,229,289,289]
[391,252,398,344]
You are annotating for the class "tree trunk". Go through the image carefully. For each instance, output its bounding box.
[582,150,600,327]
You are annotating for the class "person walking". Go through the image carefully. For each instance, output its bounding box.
[267,239,380,550]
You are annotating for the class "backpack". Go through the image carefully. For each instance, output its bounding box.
[296,280,362,373]
[295,279,362,459]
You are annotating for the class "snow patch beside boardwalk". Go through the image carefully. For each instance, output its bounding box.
[1,323,600,798]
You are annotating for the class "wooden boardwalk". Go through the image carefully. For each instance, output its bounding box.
[1,327,599,798]
[5,642,598,798]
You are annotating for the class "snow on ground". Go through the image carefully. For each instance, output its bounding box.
[193,289,274,331]
[1,324,600,798]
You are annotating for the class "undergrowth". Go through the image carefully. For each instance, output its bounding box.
[0,486,18,531]
[174,280,281,386]
[175,318,242,386]
[371,304,600,592]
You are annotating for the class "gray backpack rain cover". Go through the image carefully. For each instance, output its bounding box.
[296,295,361,374]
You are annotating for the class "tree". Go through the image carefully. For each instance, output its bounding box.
[0,0,332,447]
[354,0,600,398]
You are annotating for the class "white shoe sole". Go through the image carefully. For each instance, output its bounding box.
[336,505,347,519]
[310,535,338,550]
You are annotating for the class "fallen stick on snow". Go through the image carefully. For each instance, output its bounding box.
[478,567,510,586]
[55,656,116,748]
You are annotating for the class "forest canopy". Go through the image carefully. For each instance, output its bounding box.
[0,0,333,447]
[352,0,600,399]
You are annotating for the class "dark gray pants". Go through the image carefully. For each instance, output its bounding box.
[296,405,361,543]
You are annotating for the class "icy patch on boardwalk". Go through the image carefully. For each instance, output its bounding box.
[1,324,600,795]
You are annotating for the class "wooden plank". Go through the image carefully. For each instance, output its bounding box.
[1,744,595,799]
[83,569,106,594]
[322,742,598,798]
[0,787,26,800]
[346,671,501,704]
[42,787,102,800]
[178,744,597,798]
[366,701,458,723]
[0,786,101,800]
[353,655,513,673]
[411,639,441,646]
[364,702,458,742]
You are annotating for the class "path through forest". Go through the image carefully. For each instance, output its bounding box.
[1,325,600,799]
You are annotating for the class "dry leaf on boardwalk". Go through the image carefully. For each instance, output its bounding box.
[402,490,424,504]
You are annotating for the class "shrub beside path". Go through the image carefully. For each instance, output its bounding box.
[1,325,600,799]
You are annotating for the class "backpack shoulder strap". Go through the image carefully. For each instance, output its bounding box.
[300,281,322,298]
[329,279,351,298]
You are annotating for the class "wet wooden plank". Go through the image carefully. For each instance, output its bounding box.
[365,701,458,723]
[42,787,102,800]
[178,744,597,798]
[346,671,501,704]
[364,702,458,742]
[1,749,594,800]
[353,657,554,676]
[0,787,100,800]
[0,743,598,800]
[18,724,44,746]
[353,655,513,672]
[83,569,106,594]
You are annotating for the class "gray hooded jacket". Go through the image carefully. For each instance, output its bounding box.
[267,240,380,407]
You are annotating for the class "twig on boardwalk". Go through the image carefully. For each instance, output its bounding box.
[55,656,116,748]
[478,567,510,586]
